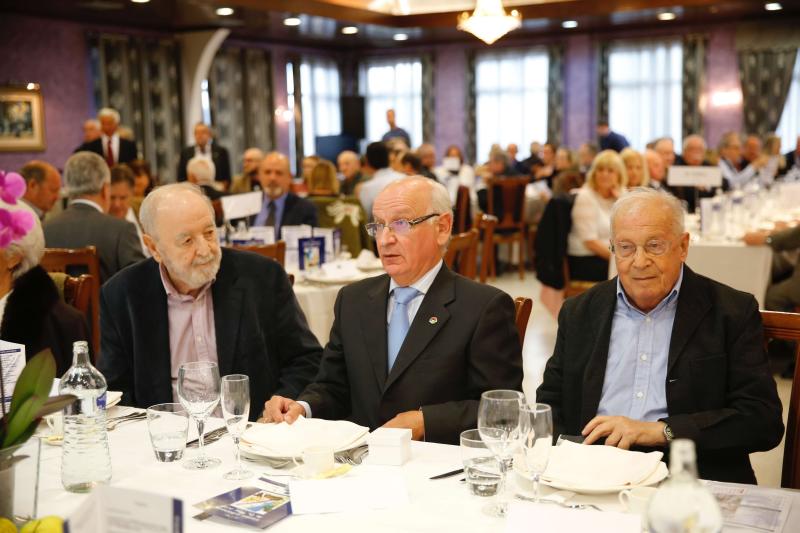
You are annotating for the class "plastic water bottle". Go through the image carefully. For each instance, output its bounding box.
[59,341,112,492]
[646,439,723,533]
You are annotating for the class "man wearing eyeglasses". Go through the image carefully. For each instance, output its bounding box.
[263,176,523,444]
[536,188,783,484]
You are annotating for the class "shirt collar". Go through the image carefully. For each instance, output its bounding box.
[158,262,214,302]
[71,199,104,213]
[616,264,684,316]
[389,260,444,297]
[264,191,288,207]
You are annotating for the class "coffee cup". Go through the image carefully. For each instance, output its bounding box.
[294,446,335,477]
[45,412,63,437]
[619,486,658,514]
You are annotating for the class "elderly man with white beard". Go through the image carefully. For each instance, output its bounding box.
[99,183,322,415]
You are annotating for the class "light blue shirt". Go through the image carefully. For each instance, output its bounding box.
[597,266,684,422]
[253,192,287,238]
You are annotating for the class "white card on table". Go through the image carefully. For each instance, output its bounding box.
[505,503,639,533]
[289,472,409,515]
[221,191,262,221]
[667,166,722,188]
[66,485,182,533]
[249,226,276,245]
[1,340,26,410]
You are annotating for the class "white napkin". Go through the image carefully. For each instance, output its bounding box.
[240,417,369,457]
[355,249,382,270]
[542,441,663,489]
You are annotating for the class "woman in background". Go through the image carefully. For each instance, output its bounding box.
[620,148,650,188]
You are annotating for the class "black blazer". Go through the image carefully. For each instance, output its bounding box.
[98,249,323,419]
[536,266,784,484]
[299,266,523,444]
[177,145,232,184]
[74,137,138,165]
[248,193,319,236]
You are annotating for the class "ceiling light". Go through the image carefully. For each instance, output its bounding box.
[458,1,521,45]
[393,33,408,41]
[562,20,578,29]
[342,26,359,35]
[284,17,302,26]
[131,0,150,3]
[765,3,783,11]
[26,83,36,90]
[657,12,677,21]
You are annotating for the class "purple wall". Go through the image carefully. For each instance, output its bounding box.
[563,34,595,149]
[704,27,744,147]
[433,45,467,159]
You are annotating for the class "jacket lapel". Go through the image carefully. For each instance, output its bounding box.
[282,194,298,227]
[212,251,244,377]
[384,267,455,392]
[580,280,617,427]
[360,275,391,391]
[667,267,711,375]
[132,261,172,401]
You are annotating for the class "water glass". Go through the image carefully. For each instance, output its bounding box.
[477,389,523,517]
[461,429,500,497]
[146,403,189,463]
[519,403,553,502]
[178,361,221,470]
[220,374,253,480]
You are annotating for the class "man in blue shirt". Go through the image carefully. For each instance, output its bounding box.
[381,109,411,147]
[597,121,629,152]
[251,152,317,239]
[537,188,783,484]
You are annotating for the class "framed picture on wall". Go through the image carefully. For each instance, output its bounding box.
[0,85,45,152]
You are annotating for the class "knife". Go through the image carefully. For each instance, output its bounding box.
[186,426,228,448]
[429,468,464,480]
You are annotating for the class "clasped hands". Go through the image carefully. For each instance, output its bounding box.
[581,416,667,449]
[261,396,425,441]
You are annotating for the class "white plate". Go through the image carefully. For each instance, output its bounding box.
[514,458,668,495]
[239,437,367,462]
[355,261,384,272]
[304,272,362,285]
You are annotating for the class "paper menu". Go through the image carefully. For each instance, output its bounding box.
[65,486,182,533]
[221,191,263,221]
[667,166,723,188]
[1,340,25,411]
[707,481,792,533]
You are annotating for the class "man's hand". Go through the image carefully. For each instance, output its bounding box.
[261,395,304,424]
[581,416,666,449]
[743,230,770,246]
[382,410,425,441]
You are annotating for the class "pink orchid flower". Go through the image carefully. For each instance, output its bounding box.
[0,207,35,248]
[0,170,26,204]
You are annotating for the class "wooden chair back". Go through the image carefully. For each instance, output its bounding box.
[444,229,479,280]
[485,177,528,231]
[513,296,533,346]
[760,310,800,489]
[474,213,498,283]
[41,247,101,357]
[562,257,598,299]
[454,185,471,234]
[48,272,93,321]
[233,241,286,267]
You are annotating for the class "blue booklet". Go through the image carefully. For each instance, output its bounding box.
[298,236,325,270]
[194,487,291,529]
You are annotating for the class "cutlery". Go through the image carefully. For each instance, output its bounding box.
[514,494,602,511]
[186,426,228,448]
[335,444,368,465]
[429,468,464,480]
[106,412,146,430]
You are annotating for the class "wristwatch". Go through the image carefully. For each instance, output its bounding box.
[663,423,674,443]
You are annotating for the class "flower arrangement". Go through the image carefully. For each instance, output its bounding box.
[0,171,35,248]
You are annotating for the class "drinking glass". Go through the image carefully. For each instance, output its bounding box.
[221,374,253,480]
[178,361,221,469]
[519,403,553,502]
[460,429,500,497]
[477,389,523,517]
[147,403,190,462]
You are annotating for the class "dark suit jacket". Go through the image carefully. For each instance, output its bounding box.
[98,249,322,419]
[74,137,138,165]
[786,150,799,171]
[248,193,319,236]
[43,203,145,283]
[298,265,523,444]
[599,131,629,152]
[536,267,784,484]
[177,145,231,184]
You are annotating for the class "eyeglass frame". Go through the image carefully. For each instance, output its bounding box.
[365,213,441,238]
[608,238,673,259]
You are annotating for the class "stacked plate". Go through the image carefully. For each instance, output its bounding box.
[239,416,369,461]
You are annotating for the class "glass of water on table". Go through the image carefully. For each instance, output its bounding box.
[221,374,253,480]
[460,429,501,497]
[147,403,190,462]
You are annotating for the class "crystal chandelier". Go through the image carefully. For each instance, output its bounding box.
[457,0,522,45]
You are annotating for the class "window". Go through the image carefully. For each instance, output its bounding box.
[776,51,800,153]
[475,49,549,163]
[360,58,423,148]
[300,58,341,157]
[608,40,683,150]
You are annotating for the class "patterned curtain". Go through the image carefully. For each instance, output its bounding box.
[290,57,304,174]
[89,34,183,182]
[738,49,798,136]
[547,44,565,145]
[595,42,611,126]
[208,46,276,175]
[682,35,707,139]
[421,53,436,145]
[465,50,477,165]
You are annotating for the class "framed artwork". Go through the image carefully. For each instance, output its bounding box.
[0,86,45,151]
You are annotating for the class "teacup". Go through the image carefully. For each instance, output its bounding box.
[293,446,335,477]
[45,412,63,437]
[619,486,658,514]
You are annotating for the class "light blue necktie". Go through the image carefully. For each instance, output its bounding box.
[387,287,420,372]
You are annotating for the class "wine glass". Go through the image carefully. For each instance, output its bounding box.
[177,361,221,470]
[477,389,524,517]
[519,403,553,502]
[221,374,253,480]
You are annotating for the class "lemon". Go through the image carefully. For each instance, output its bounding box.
[19,516,63,533]
[0,517,16,533]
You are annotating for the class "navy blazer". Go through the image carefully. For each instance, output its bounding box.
[75,137,138,165]
[249,193,319,236]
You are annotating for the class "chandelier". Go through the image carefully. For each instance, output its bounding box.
[457,0,522,45]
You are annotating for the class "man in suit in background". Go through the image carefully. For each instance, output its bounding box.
[82,119,101,143]
[99,183,322,415]
[536,188,783,483]
[43,152,144,283]
[74,108,138,166]
[263,177,523,444]
[177,122,231,187]
[251,152,317,239]
[19,160,61,221]
[230,147,264,194]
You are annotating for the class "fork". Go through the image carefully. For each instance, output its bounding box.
[514,494,602,511]
[107,412,146,430]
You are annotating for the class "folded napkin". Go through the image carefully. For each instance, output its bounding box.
[542,441,663,489]
[241,417,369,458]
[355,249,382,270]
[320,261,362,279]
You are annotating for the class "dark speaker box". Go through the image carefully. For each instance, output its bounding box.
[340,96,365,140]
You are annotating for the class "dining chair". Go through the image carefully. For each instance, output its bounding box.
[562,258,598,299]
[513,296,533,346]
[444,228,479,280]
[485,177,529,280]
[474,213,498,284]
[232,241,286,267]
[453,185,471,234]
[760,310,800,489]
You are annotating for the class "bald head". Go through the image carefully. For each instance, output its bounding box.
[681,135,706,166]
[258,152,292,199]
[337,150,361,180]
[417,143,436,170]
[20,160,61,214]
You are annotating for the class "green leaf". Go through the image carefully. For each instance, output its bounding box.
[3,394,45,448]
[9,349,56,414]
[33,394,76,419]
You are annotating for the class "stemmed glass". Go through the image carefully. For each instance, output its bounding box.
[477,389,523,517]
[519,403,553,502]
[177,361,221,470]
[221,374,253,480]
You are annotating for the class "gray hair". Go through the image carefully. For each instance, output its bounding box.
[1,199,44,280]
[718,131,741,151]
[610,187,685,238]
[682,134,706,153]
[64,151,110,199]
[139,183,214,240]
[97,107,120,124]
[186,156,215,185]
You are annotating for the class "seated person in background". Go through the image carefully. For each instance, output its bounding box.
[554,147,578,174]
[597,121,629,152]
[620,148,649,188]
[538,188,783,484]
[654,138,677,168]
[744,225,800,312]
[307,160,340,197]
[263,177,523,443]
[566,149,626,282]
[43,152,145,283]
[578,143,598,175]
[476,149,521,212]
[532,142,558,188]
[99,183,322,412]
[358,142,405,217]
[760,135,785,183]
[300,155,320,183]
[434,144,477,211]
[742,134,762,167]
[109,165,148,257]
[20,160,62,222]
[401,152,423,176]
[252,152,318,239]
[785,135,800,171]
[520,141,544,175]
[127,159,155,216]
[337,150,365,196]
[718,131,768,188]
[671,134,714,212]
[645,149,667,190]
[230,148,264,194]
[0,198,89,375]
[416,143,438,180]
[388,142,408,174]
[186,156,225,201]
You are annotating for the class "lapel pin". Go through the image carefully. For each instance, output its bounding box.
[429,316,438,325]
